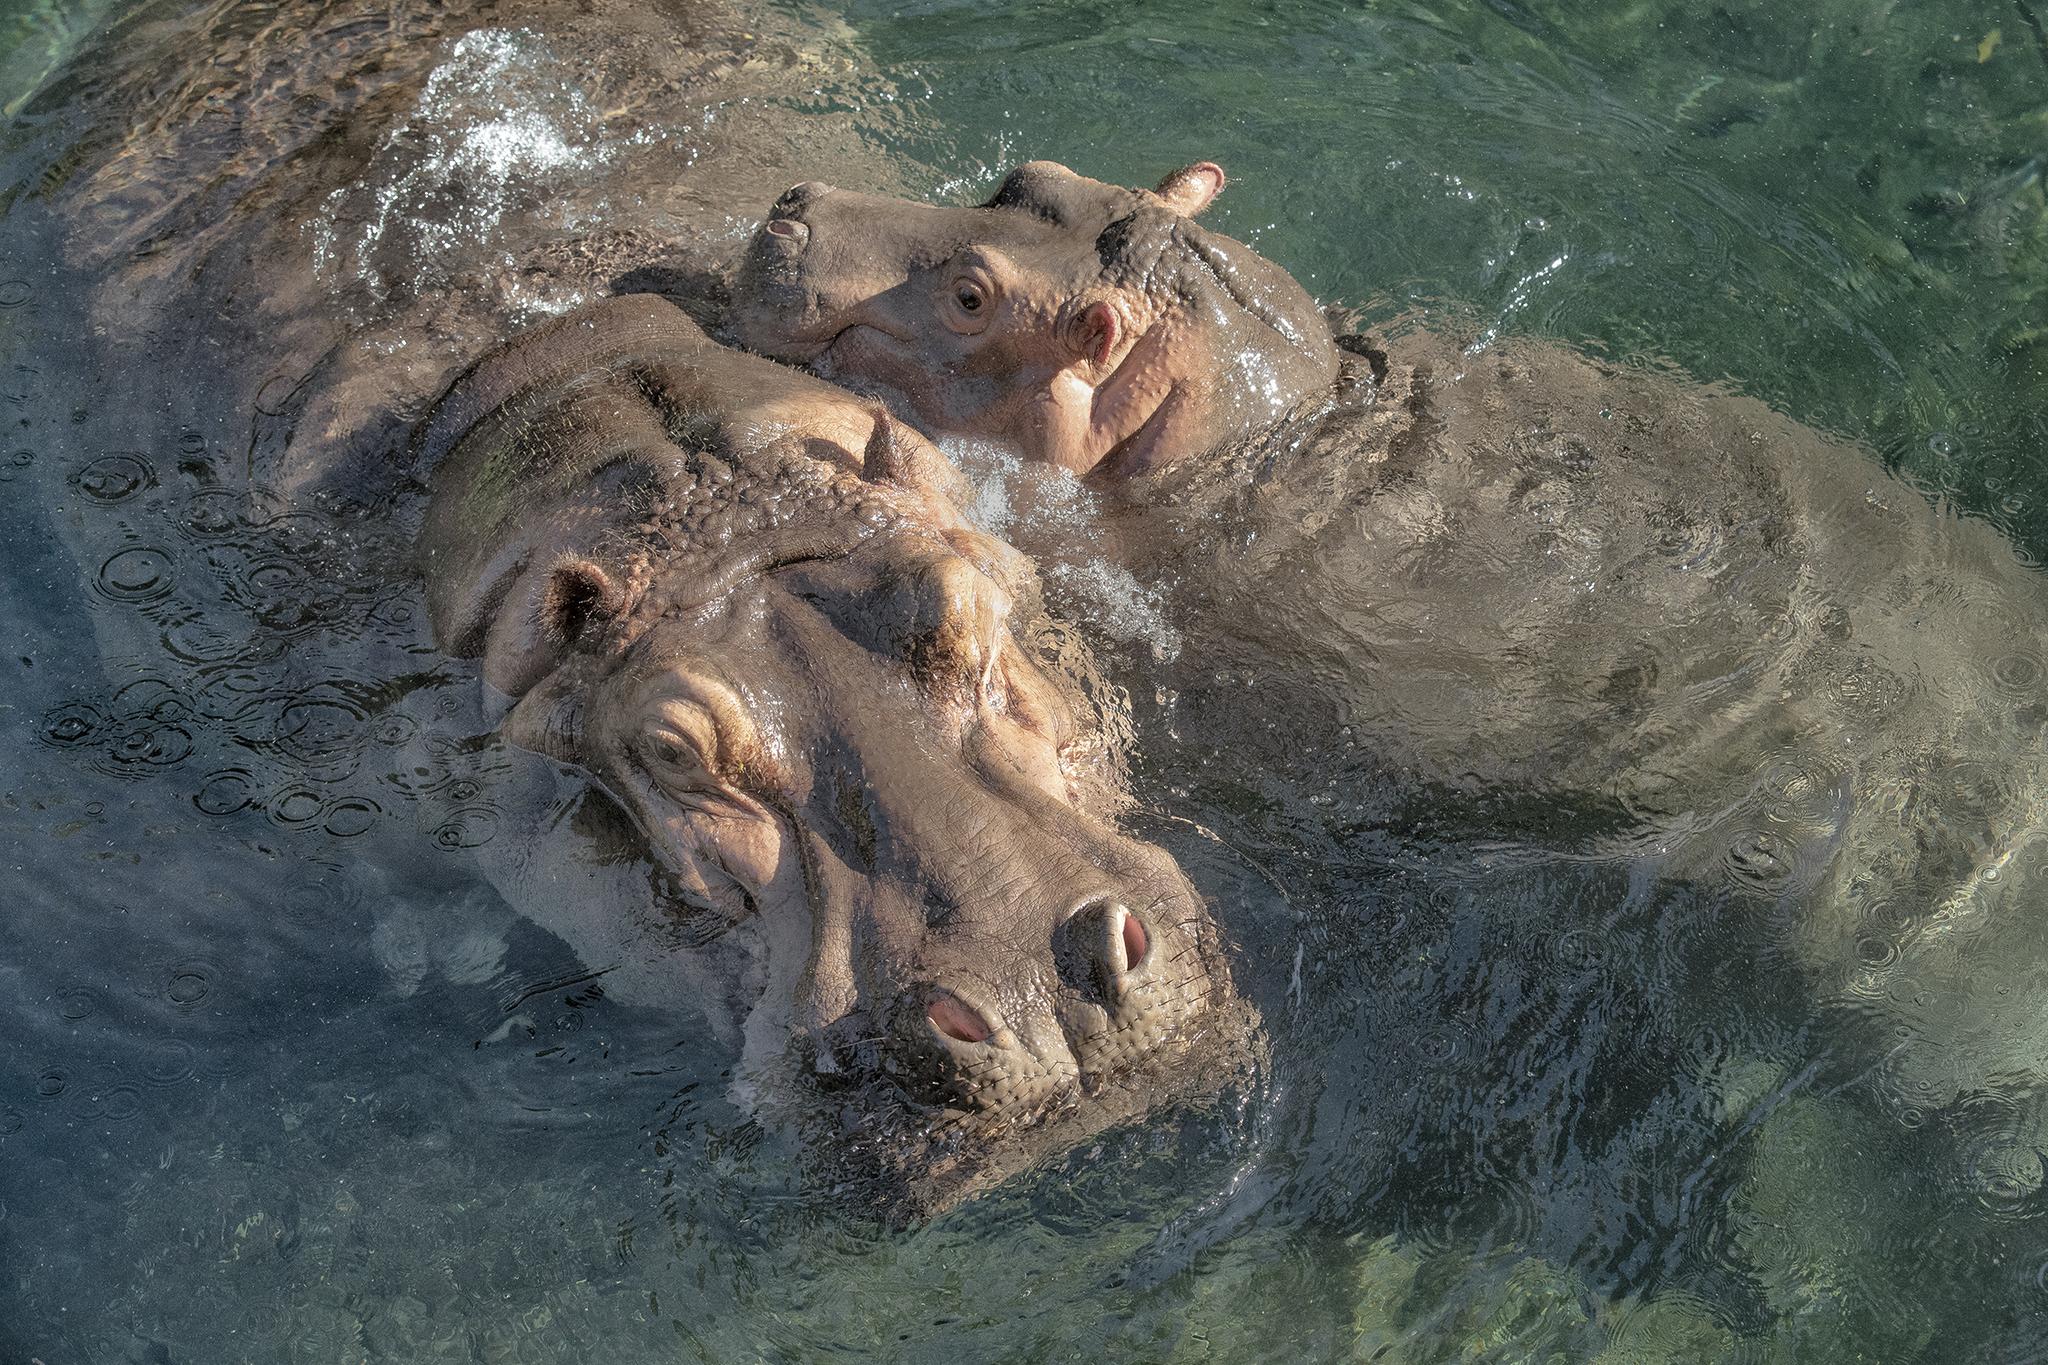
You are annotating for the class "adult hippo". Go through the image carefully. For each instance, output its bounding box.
[415,292,1258,1218]
[4,2,1261,1228]
[727,160,2048,1153]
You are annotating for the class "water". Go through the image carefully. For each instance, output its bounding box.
[1,0,2045,1360]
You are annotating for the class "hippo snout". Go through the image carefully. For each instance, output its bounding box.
[757,181,833,250]
[761,216,810,248]
[868,892,1209,1123]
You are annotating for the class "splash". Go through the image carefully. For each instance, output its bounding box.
[942,436,1184,659]
[310,28,616,302]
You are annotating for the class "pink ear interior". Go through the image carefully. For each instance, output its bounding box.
[1079,301,1120,367]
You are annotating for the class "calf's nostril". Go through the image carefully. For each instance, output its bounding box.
[927,991,993,1044]
[773,180,834,214]
[764,218,809,245]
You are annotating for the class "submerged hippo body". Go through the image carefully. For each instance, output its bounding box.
[416,294,1257,1216]
[731,162,2048,1128]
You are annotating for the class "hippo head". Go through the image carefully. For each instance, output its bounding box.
[731,160,1341,478]
[418,298,1258,1217]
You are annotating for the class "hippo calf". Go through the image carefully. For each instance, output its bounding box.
[733,160,1339,478]
[728,160,2048,1166]
[415,294,1257,1217]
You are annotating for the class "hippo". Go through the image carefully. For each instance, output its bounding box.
[727,160,2048,1162]
[414,292,1259,1218]
[732,160,1340,479]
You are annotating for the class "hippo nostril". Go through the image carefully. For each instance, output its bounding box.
[927,991,993,1044]
[1054,899,1149,1006]
[1120,909,1150,972]
[764,218,810,246]
[773,180,834,215]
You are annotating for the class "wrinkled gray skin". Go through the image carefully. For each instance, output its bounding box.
[733,159,1339,479]
[416,294,1256,1217]
[730,163,2048,1155]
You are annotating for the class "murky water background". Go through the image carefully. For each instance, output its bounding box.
[2,0,2046,1360]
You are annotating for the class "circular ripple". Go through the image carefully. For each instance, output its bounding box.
[0,280,28,308]
[261,512,334,558]
[56,986,100,1020]
[1824,656,1908,711]
[1722,830,1799,897]
[74,454,156,503]
[1413,1018,1472,1066]
[38,701,107,748]
[102,722,194,773]
[322,798,380,839]
[177,489,243,537]
[273,693,366,775]
[431,808,500,849]
[194,769,259,817]
[1549,925,1608,973]
[371,713,420,746]
[1987,650,2046,699]
[35,1068,68,1099]
[196,666,284,715]
[368,594,417,628]
[0,1107,22,1135]
[0,449,35,482]
[111,678,192,722]
[160,617,252,665]
[96,1085,144,1123]
[1755,753,1847,827]
[235,557,347,631]
[269,787,326,827]
[94,547,176,603]
[165,961,216,1008]
[142,1040,197,1086]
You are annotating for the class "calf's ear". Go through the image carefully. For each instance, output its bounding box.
[1153,161,1226,216]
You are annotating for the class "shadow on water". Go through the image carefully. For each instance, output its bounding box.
[1,0,2047,1360]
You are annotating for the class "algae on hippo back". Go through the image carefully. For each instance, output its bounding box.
[416,293,1262,1218]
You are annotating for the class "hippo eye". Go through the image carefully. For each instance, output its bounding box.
[944,274,997,334]
[639,701,720,784]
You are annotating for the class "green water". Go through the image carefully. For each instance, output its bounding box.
[1,0,2046,1361]
[799,0,2048,555]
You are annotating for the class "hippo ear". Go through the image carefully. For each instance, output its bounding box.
[1066,299,1121,368]
[480,558,625,699]
[1153,161,1225,216]
[863,410,976,526]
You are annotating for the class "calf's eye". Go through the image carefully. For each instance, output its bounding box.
[955,284,983,313]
